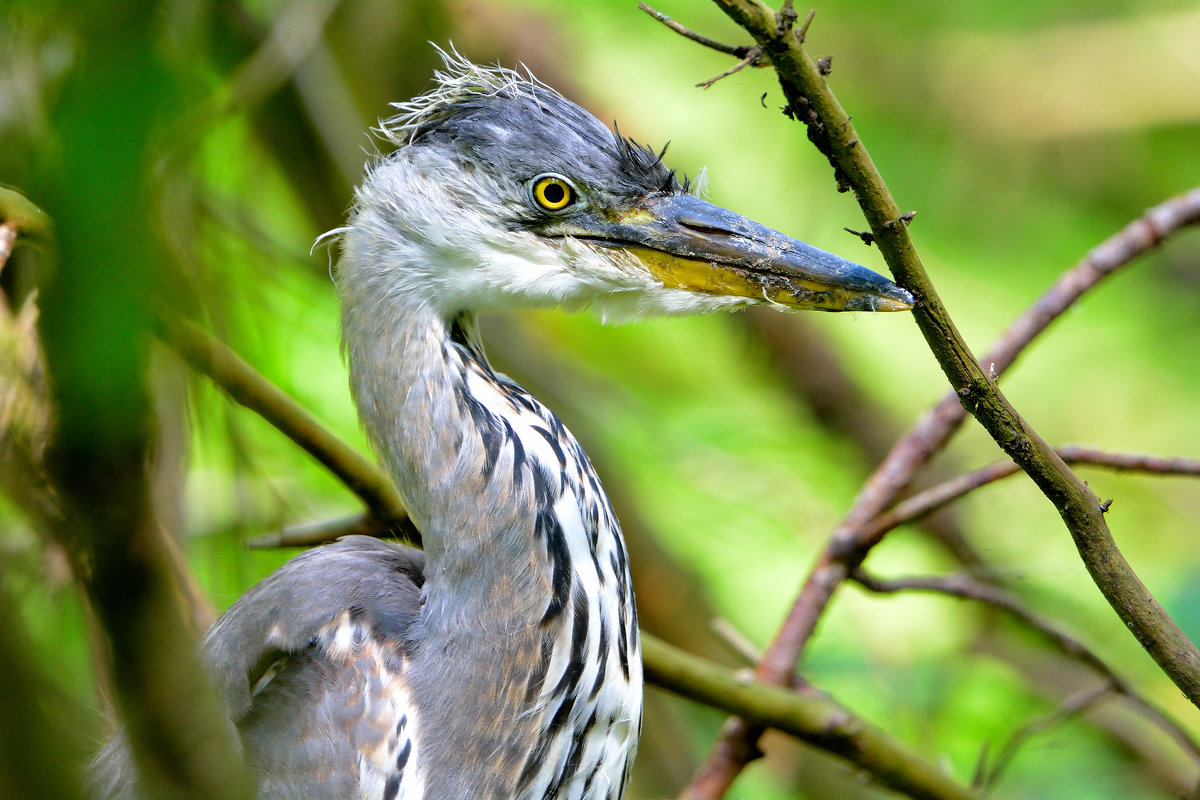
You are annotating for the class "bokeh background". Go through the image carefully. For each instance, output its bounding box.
[2,0,1200,797]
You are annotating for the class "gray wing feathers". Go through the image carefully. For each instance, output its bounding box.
[90,536,425,799]
[205,536,425,720]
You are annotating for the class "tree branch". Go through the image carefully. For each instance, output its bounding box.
[647,1,1200,794]
[715,0,1200,707]
[852,570,1200,768]
[244,511,385,549]
[153,312,420,547]
[756,185,1200,691]
[643,633,989,800]
[700,7,1200,712]
[637,3,760,58]
[867,447,1200,542]
[979,683,1113,791]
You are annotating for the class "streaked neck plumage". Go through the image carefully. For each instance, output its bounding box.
[336,180,642,798]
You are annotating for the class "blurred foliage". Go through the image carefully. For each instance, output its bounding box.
[2,0,1199,798]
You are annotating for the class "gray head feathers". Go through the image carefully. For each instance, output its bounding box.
[377,49,686,203]
[334,48,734,321]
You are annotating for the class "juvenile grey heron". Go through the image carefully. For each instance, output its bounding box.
[94,54,912,800]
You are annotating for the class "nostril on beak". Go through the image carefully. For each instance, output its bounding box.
[676,214,737,238]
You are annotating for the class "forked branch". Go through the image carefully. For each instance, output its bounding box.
[852,570,1200,768]
[707,0,1200,706]
[646,1,1200,796]
[868,447,1200,542]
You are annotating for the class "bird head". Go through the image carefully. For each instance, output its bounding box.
[337,52,913,322]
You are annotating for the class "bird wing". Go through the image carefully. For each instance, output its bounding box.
[203,535,426,799]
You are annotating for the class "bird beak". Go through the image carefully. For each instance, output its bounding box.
[575,193,913,312]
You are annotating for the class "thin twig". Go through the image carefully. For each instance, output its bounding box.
[795,8,816,42]
[851,570,1200,767]
[865,446,1200,542]
[981,683,1113,790]
[245,511,386,549]
[709,617,763,667]
[637,3,769,88]
[637,3,754,57]
[697,46,763,89]
[1060,446,1200,476]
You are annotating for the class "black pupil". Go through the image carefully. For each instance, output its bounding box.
[543,181,566,205]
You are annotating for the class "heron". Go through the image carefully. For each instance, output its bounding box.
[93,53,912,800]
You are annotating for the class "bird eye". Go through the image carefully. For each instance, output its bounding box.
[530,174,576,212]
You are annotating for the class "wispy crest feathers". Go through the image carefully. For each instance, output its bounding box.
[377,45,551,147]
[372,45,686,195]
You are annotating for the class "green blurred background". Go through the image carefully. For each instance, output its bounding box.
[2,0,1200,797]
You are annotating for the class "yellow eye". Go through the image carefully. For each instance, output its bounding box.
[531,174,575,211]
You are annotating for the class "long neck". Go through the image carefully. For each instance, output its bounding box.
[345,299,526,616]
[341,289,633,631]
[340,262,642,798]
[344,292,642,793]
